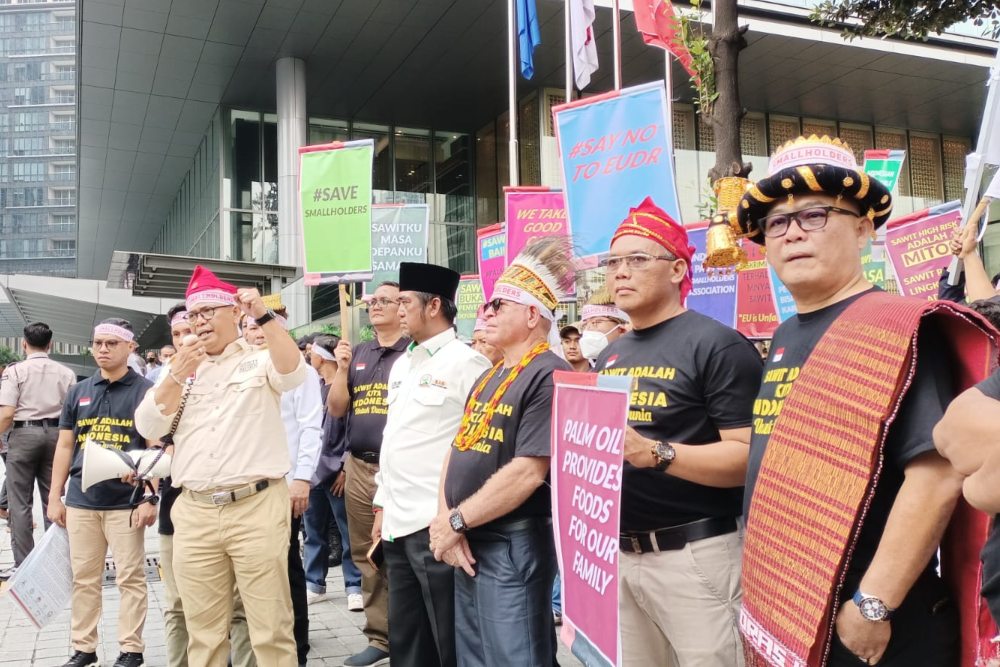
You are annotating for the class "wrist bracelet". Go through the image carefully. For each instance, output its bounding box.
[168,372,185,387]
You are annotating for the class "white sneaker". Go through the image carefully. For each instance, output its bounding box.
[347,592,364,611]
[306,590,327,605]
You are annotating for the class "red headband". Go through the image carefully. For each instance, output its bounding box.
[611,197,695,301]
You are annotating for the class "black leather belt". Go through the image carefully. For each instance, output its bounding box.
[620,516,737,554]
[13,419,59,428]
[470,516,551,540]
[351,451,380,465]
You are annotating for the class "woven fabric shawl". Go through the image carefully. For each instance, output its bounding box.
[741,292,999,667]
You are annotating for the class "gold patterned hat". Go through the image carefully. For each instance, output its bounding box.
[492,237,575,314]
[735,135,893,244]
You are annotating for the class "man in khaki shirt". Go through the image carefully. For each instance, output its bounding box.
[135,266,306,667]
[0,321,75,576]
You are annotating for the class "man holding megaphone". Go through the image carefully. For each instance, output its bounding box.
[47,318,160,667]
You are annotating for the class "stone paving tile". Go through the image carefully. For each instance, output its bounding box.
[0,486,581,665]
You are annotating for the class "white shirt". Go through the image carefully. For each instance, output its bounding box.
[281,364,324,482]
[374,328,491,540]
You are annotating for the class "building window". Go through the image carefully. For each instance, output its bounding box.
[395,128,432,195]
[52,189,75,206]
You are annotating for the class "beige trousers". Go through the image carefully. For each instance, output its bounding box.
[344,454,389,652]
[172,481,295,667]
[619,529,745,667]
[160,534,188,667]
[66,507,148,653]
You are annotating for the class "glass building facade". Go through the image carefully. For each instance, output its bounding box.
[0,0,77,277]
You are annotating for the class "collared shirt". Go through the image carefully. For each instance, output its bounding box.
[374,328,491,540]
[0,352,76,420]
[60,369,153,510]
[345,335,409,455]
[281,364,323,482]
[135,337,307,492]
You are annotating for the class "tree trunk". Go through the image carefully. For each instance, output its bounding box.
[708,0,751,182]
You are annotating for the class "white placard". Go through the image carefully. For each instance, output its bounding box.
[7,524,72,628]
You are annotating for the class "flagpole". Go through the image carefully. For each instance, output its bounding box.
[565,0,572,102]
[508,0,520,186]
[612,0,622,90]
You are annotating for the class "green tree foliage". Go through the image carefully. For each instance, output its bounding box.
[0,347,20,366]
[812,0,1000,40]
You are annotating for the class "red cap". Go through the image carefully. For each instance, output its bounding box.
[611,197,695,301]
[185,265,237,309]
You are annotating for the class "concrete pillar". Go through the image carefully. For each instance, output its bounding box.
[276,57,309,328]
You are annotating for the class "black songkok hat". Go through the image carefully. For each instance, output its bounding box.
[398,262,461,301]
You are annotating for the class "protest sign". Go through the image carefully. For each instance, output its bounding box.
[476,224,506,301]
[552,371,630,667]
[504,188,570,261]
[736,241,779,338]
[862,149,907,194]
[299,139,374,285]
[8,525,72,628]
[767,266,797,323]
[686,224,738,327]
[362,204,429,296]
[862,242,886,289]
[455,275,483,341]
[884,201,962,300]
[554,82,681,259]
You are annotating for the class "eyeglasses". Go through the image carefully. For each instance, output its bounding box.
[368,297,399,308]
[92,340,122,350]
[185,305,230,324]
[600,253,676,272]
[756,205,860,239]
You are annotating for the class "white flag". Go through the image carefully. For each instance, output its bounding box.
[569,0,599,90]
[984,167,1000,201]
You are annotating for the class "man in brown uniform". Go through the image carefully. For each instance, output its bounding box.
[0,321,75,577]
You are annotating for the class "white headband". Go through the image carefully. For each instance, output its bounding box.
[312,345,336,362]
[581,304,629,323]
[94,323,134,343]
[186,290,236,310]
[489,283,563,358]
[170,311,188,327]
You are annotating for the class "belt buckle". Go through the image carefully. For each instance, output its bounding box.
[210,491,230,506]
[629,535,642,554]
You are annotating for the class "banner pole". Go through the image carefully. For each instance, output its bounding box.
[612,0,622,91]
[508,0,520,186]
[339,284,352,342]
[564,0,572,103]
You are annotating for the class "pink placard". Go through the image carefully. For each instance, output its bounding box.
[476,223,506,301]
[552,372,628,666]
[504,188,570,263]
[884,201,962,301]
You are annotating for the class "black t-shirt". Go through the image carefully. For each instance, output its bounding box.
[744,289,950,590]
[594,310,763,531]
[445,351,570,525]
[60,369,154,510]
[347,337,408,455]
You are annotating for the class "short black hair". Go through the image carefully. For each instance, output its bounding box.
[313,334,340,354]
[296,332,318,350]
[100,317,134,332]
[23,322,53,349]
[378,281,400,289]
[969,297,1000,332]
[414,292,458,325]
[166,302,187,322]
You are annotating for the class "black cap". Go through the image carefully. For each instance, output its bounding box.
[398,262,461,301]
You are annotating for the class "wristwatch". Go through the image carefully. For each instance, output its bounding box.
[853,590,894,622]
[144,495,159,506]
[449,507,468,533]
[651,441,676,471]
[254,309,278,327]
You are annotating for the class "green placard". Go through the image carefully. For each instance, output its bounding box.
[861,241,885,289]
[455,276,483,341]
[862,150,906,194]
[299,141,374,276]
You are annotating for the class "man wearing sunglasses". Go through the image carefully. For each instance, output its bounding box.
[739,136,997,667]
[593,196,763,666]
[326,280,408,667]
[136,265,307,667]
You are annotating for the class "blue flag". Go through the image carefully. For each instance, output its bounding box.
[518,0,541,79]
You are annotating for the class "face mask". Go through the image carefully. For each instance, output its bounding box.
[579,329,611,360]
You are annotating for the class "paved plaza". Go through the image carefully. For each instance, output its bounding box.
[0,483,581,666]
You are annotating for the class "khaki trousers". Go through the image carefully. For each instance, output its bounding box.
[160,534,189,667]
[66,507,147,653]
[619,529,745,667]
[344,454,389,652]
[172,481,295,667]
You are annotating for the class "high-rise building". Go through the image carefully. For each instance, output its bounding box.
[0,0,77,278]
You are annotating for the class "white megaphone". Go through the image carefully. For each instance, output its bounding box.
[81,438,172,492]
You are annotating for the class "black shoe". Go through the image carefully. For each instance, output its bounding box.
[343,646,390,666]
[113,652,144,667]
[0,565,17,581]
[62,652,98,667]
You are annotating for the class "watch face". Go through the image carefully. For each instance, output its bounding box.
[656,443,675,462]
[449,512,464,532]
[859,597,887,621]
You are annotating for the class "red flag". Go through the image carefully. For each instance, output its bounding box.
[633,0,699,83]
